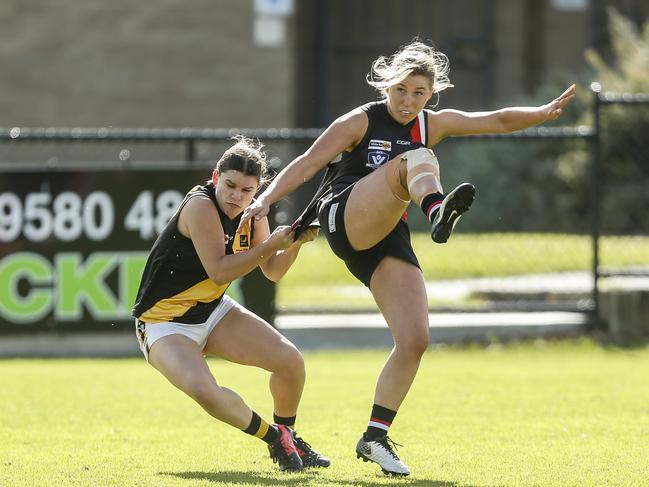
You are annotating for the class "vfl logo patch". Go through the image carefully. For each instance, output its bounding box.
[368,139,392,151]
[239,235,249,247]
[367,151,389,169]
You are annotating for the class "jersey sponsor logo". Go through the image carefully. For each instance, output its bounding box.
[239,235,249,247]
[396,140,411,145]
[367,150,389,169]
[368,139,392,151]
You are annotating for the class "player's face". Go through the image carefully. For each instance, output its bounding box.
[385,74,433,125]
[215,170,259,218]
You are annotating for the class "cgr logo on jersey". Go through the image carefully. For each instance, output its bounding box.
[239,235,249,248]
[367,150,389,169]
[368,139,392,151]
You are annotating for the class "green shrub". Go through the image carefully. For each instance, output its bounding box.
[421,8,649,236]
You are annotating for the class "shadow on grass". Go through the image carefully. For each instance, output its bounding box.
[163,470,472,486]
[592,332,649,350]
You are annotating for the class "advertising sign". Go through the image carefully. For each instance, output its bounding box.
[0,168,209,333]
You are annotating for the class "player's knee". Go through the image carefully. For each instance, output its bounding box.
[184,375,219,406]
[275,342,305,377]
[402,147,439,175]
[410,336,429,358]
[396,329,429,359]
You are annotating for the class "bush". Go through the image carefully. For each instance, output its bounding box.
[424,8,649,236]
[560,8,649,234]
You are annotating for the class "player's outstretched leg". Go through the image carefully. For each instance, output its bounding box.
[292,431,331,467]
[356,434,410,476]
[267,424,304,472]
[428,182,476,243]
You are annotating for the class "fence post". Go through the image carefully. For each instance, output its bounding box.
[590,82,602,330]
[186,138,196,163]
[240,267,277,326]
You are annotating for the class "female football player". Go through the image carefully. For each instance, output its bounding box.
[133,136,328,472]
[238,40,575,475]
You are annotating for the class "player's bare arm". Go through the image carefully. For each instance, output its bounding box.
[180,196,292,285]
[427,84,576,145]
[237,110,368,232]
[256,216,318,282]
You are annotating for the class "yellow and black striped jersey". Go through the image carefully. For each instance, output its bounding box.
[132,181,254,324]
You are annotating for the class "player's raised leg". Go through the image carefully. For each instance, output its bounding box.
[344,148,474,251]
[401,147,475,244]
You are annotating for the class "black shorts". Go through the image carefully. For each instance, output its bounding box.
[317,184,420,287]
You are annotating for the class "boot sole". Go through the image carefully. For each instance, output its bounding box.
[356,451,410,476]
[431,183,476,243]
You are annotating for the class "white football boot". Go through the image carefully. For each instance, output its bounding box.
[355,434,410,476]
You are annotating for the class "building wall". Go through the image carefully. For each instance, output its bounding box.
[295,0,648,124]
[491,0,646,104]
[1,1,647,131]
[491,0,590,105]
[491,1,527,105]
[0,0,294,128]
[294,0,495,127]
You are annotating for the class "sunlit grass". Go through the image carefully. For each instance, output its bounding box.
[277,233,649,310]
[2,339,648,486]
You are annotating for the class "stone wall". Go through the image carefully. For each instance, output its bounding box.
[0,0,294,128]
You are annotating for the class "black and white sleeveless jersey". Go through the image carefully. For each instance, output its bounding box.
[293,101,430,233]
[327,101,429,193]
[132,181,254,324]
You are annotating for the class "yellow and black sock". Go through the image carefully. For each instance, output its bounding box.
[243,411,279,444]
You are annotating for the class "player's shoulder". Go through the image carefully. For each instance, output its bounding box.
[333,105,371,134]
[336,104,369,122]
[424,107,442,121]
[426,107,468,123]
[182,193,218,221]
[425,108,460,145]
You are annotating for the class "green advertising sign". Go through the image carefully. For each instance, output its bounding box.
[0,169,207,332]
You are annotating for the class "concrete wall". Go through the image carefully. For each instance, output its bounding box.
[0,0,294,128]
[492,1,527,105]
[2,0,648,131]
[490,0,648,105]
[491,0,590,105]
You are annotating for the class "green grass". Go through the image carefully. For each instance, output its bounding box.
[2,339,649,486]
[276,233,649,310]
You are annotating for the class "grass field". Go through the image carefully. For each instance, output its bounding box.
[276,233,649,310]
[2,339,649,486]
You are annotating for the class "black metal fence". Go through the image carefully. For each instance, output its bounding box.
[1,86,647,333]
[591,85,649,309]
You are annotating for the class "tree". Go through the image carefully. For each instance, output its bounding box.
[412,9,649,236]
[558,8,649,234]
